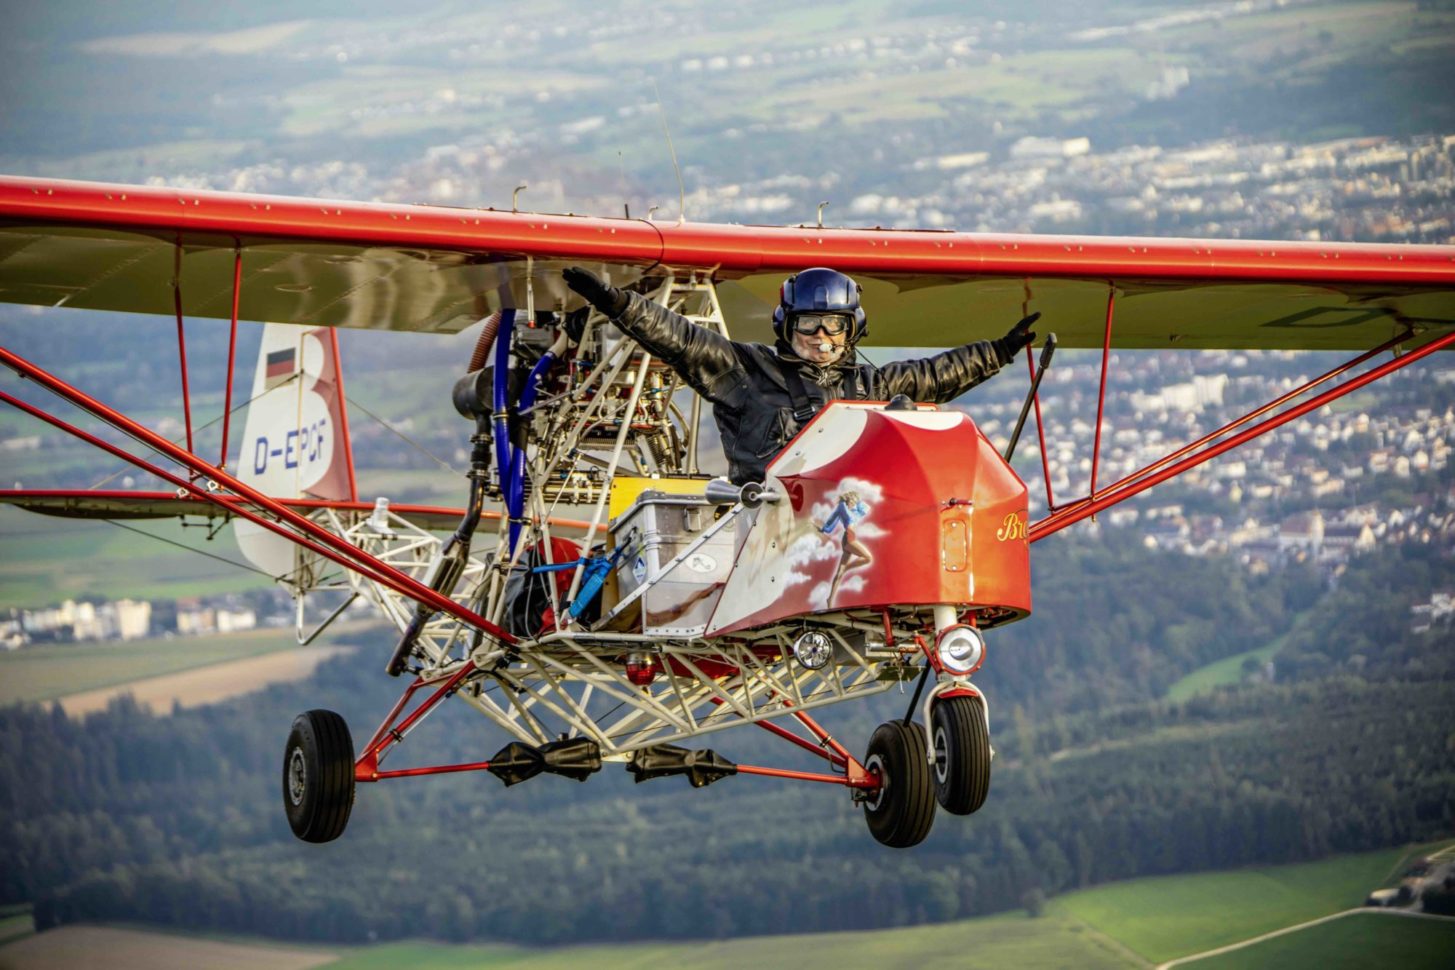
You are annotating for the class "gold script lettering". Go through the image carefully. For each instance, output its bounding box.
[996,512,1026,542]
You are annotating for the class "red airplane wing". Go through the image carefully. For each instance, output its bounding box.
[1,175,1452,352]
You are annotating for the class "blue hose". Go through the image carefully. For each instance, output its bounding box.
[507,348,556,553]
[492,309,517,511]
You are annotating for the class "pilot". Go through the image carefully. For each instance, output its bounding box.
[563,266,1037,485]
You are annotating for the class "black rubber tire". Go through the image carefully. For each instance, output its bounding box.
[863,720,936,848]
[931,695,991,815]
[283,709,355,843]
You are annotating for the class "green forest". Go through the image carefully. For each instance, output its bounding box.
[2,536,1451,944]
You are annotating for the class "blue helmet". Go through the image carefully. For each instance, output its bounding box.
[772,267,867,344]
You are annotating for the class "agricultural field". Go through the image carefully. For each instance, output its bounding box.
[0,908,32,948]
[0,625,366,707]
[0,507,271,609]
[1050,844,1447,964]
[321,842,1455,968]
[53,642,360,717]
[0,925,337,970]
[1163,610,1310,703]
[319,911,1136,970]
[1,913,1134,970]
[1188,912,1455,969]
[1163,642,1278,702]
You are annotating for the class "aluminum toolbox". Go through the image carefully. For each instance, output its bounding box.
[608,490,734,636]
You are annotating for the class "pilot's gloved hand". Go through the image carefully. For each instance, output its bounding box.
[994,312,1040,363]
[563,267,629,318]
[562,306,591,344]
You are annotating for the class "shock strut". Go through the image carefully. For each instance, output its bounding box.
[385,417,491,676]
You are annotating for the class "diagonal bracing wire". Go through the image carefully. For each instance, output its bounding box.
[347,396,462,476]
[102,517,279,580]
[85,374,302,490]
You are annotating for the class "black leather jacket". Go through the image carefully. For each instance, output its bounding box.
[611,293,1013,484]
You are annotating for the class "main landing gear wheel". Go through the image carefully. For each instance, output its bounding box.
[931,694,991,815]
[862,721,936,848]
[283,709,355,844]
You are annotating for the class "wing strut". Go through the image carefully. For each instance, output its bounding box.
[219,247,242,471]
[1004,334,1057,462]
[1028,328,1455,542]
[328,328,359,502]
[1026,342,1056,509]
[1090,286,1116,505]
[171,240,196,457]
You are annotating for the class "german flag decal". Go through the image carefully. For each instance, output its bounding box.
[264,347,296,388]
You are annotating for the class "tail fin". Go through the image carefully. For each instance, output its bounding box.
[234,324,356,580]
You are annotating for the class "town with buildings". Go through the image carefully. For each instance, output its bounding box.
[963,348,1455,570]
[0,590,293,651]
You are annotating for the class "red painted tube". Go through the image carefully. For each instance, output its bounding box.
[706,695,848,766]
[751,715,848,766]
[736,764,876,789]
[1029,329,1455,542]
[171,243,195,456]
[367,759,495,781]
[219,248,242,470]
[364,679,427,754]
[789,709,855,766]
[328,328,359,502]
[1027,346,1056,510]
[1090,287,1115,499]
[357,662,477,768]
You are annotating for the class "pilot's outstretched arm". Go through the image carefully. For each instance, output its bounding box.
[563,268,742,405]
[875,313,1039,403]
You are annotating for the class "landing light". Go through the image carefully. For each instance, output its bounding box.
[792,631,833,670]
[936,624,985,676]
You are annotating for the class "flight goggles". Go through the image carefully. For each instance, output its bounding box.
[790,312,853,337]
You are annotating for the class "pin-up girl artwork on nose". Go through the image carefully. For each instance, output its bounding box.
[818,489,874,607]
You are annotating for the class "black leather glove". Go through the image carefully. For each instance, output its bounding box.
[562,305,591,344]
[994,312,1040,364]
[563,267,629,318]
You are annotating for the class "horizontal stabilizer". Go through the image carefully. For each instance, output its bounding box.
[0,490,593,538]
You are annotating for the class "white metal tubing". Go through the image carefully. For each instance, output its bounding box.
[565,351,653,605]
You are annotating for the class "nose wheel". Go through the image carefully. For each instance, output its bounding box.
[931,694,991,815]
